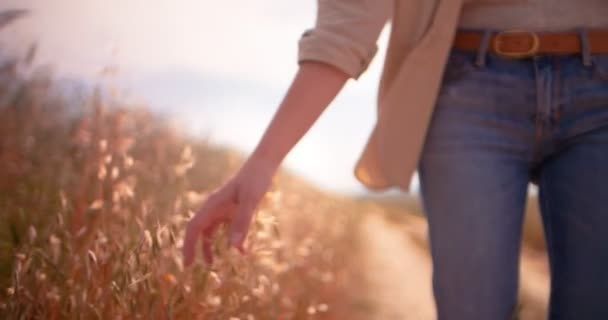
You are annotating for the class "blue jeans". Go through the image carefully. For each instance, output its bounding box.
[418,46,608,319]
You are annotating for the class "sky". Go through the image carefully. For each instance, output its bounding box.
[0,0,416,195]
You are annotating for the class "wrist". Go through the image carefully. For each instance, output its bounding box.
[243,151,282,175]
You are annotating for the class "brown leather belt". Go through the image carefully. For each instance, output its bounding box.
[453,30,608,58]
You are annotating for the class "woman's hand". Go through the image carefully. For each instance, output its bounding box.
[182,62,349,267]
[182,158,278,267]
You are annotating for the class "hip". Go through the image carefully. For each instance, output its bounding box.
[422,46,608,163]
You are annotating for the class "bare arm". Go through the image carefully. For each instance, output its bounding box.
[251,61,349,168]
[182,61,349,266]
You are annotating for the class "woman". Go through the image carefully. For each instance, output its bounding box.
[183,0,608,318]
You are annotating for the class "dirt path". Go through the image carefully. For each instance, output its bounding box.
[358,213,549,320]
[359,214,436,319]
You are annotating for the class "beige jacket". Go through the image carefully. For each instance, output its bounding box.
[298,0,525,192]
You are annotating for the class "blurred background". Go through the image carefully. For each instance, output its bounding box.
[0,2,549,319]
[0,0,395,195]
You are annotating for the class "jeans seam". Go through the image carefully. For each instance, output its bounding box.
[539,172,557,318]
[551,58,563,127]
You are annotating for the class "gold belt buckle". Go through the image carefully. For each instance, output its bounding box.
[493,30,540,59]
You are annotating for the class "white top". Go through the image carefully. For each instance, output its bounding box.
[460,0,608,31]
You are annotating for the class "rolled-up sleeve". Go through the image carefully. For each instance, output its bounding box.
[298,0,392,79]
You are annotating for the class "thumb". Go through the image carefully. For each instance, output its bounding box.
[229,200,257,253]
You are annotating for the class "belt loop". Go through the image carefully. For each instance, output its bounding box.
[475,30,493,68]
[579,28,592,67]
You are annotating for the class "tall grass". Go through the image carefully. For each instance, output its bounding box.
[0,47,364,319]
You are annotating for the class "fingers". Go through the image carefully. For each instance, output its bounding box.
[202,237,214,265]
[229,199,258,253]
[201,220,221,265]
[183,222,204,267]
[182,181,261,266]
[182,192,226,267]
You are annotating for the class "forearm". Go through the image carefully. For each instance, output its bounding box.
[247,61,349,169]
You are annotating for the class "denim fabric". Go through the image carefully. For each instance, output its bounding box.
[418,49,608,320]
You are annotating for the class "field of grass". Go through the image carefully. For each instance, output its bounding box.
[0,54,385,319]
